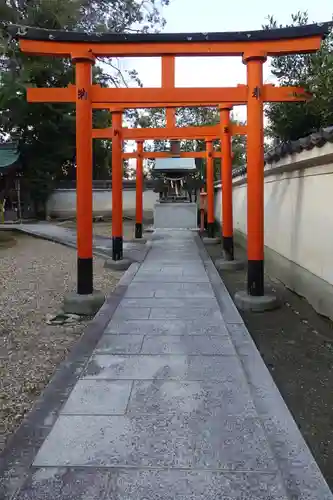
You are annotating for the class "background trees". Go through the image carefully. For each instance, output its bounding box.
[264,11,333,143]
[0,0,169,214]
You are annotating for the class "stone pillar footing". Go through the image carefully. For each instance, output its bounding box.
[63,290,105,316]
[202,236,221,245]
[234,290,280,312]
[215,258,245,271]
[104,258,132,271]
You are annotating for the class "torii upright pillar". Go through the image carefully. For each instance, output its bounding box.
[215,105,244,270]
[64,54,105,314]
[220,105,234,259]
[111,111,124,260]
[105,111,132,270]
[75,56,94,292]
[206,140,215,238]
[203,141,221,244]
[135,140,144,239]
[234,53,278,310]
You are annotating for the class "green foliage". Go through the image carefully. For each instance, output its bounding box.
[0,0,168,215]
[263,11,333,143]
[138,108,167,161]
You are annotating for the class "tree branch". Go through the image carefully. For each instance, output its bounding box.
[98,57,129,87]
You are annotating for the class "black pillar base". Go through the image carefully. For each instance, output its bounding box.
[135,223,143,239]
[207,222,215,238]
[77,257,93,295]
[247,259,264,296]
[223,235,234,261]
[112,236,123,261]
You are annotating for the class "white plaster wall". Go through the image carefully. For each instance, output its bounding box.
[47,189,158,218]
[214,141,333,287]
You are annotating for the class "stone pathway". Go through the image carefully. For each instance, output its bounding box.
[0,223,148,262]
[5,231,333,499]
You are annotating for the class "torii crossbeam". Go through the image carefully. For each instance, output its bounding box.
[27,84,310,106]
[8,22,330,313]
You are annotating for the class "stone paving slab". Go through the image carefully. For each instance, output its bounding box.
[95,332,235,355]
[111,307,151,320]
[127,380,257,417]
[95,334,144,354]
[148,306,222,320]
[137,263,207,272]
[120,297,218,308]
[140,334,236,355]
[14,467,289,500]
[82,354,243,381]
[105,469,289,500]
[143,261,203,269]
[105,318,230,335]
[138,264,205,273]
[133,274,210,283]
[59,380,132,416]
[138,265,207,272]
[14,468,111,500]
[33,414,277,470]
[124,281,215,298]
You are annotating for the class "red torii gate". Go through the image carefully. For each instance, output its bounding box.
[26,54,254,256]
[90,104,246,243]
[8,22,330,312]
[28,82,248,247]
[26,82,309,263]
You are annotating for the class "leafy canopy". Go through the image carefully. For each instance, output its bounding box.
[0,0,168,213]
[263,11,333,143]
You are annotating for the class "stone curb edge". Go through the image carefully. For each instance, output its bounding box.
[0,261,141,500]
[195,233,333,500]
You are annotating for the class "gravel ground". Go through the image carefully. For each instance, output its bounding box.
[0,231,123,453]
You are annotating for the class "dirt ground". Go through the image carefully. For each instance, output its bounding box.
[205,240,333,491]
[0,224,133,453]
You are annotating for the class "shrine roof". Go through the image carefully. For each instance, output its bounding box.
[5,22,332,44]
[153,158,197,172]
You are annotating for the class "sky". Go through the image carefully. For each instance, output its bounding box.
[119,0,332,123]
